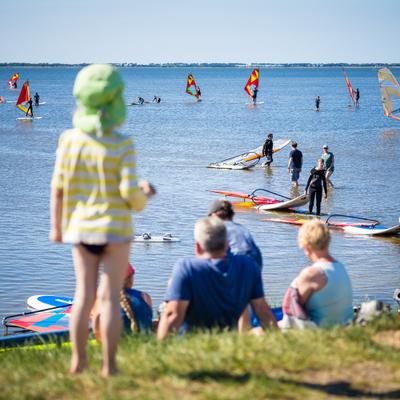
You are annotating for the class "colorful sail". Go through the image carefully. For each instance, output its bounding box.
[378,67,400,121]
[186,74,199,98]
[244,68,259,97]
[343,69,355,106]
[16,81,32,116]
[8,72,19,89]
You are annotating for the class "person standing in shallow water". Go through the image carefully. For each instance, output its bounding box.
[305,159,328,216]
[315,96,320,111]
[262,133,274,167]
[50,64,155,377]
[288,141,303,187]
[321,145,335,188]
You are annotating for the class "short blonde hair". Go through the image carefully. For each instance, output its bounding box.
[298,220,330,251]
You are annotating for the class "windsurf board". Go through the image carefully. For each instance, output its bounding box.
[257,194,309,211]
[133,234,181,242]
[343,224,400,236]
[27,295,74,311]
[16,116,43,121]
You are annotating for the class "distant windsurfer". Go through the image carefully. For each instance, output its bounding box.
[315,96,320,111]
[196,86,201,100]
[26,98,33,117]
[355,89,360,107]
[261,133,274,167]
[252,87,258,104]
[34,92,40,106]
[138,97,145,105]
[152,96,161,103]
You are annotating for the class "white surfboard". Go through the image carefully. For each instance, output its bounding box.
[133,233,181,243]
[343,224,400,236]
[257,194,309,211]
[35,102,46,106]
[16,116,43,121]
[27,295,74,311]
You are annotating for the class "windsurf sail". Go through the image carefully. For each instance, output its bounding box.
[208,138,290,169]
[378,67,400,121]
[16,81,31,116]
[244,68,259,97]
[8,72,19,89]
[186,73,200,98]
[343,69,356,106]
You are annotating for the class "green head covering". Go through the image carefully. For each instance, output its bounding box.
[73,64,126,134]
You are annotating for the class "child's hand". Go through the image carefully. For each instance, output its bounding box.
[139,180,156,198]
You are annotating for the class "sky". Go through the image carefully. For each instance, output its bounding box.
[1,0,399,64]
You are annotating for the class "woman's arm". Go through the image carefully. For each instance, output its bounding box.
[50,187,63,242]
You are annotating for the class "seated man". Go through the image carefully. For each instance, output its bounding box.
[208,199,262,269]
[282,220,353,328]
[157,217,276,339]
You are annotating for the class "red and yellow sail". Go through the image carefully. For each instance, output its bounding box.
[343,69,355,106]
[8,72,19,88]
[186,74,199,98]
[16,81,32,116]
[244,68,259,96]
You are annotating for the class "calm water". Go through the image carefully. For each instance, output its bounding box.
[0,67,399,324]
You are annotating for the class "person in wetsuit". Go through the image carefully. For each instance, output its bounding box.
[252,87,258,104]
[305,158,328,216]
[355,88,360,107]
[315,96,320,111]
[34,92,40,106]
[262,133,274,167]
[196,86,201,100]
[26,98,33,117]
[138,97,145,105]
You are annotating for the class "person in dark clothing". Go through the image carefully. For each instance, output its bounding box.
[34,92,40,106]
[315,96,320,111]
[355,88,360,107]
[252,87,258,104]
[195,86,202,101]
[262,133,274,167]
[138,97,145,105]
[305,159,328,216]
[288,142,303,187]
[26,98,33,117]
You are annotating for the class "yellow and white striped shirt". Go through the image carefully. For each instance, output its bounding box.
[51,129,147,244]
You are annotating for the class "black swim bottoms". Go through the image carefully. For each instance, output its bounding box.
[80,243,107,255]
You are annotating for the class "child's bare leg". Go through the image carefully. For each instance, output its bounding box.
[98,242,130,376]
[70,245,100,373]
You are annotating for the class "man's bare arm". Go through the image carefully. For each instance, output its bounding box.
[157,300,189,340]
[250,298,278,329]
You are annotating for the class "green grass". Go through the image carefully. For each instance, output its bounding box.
[1,317,400,399]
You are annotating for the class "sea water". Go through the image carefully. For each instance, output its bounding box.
[0,66,399,323]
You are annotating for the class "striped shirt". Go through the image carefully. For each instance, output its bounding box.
[51,129,147,244]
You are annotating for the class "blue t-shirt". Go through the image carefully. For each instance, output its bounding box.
[289,149,303,169]
[165,254,265,330]
[121,288,153,333]
[225,221,263,269]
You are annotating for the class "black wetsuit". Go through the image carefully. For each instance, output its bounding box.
[252,88,258,103]
[315,97,320,111]
[355,89,360,102]
[26,99,33,117]
[34,93,40,106]
[305,168,327,215]
[262,138,273,165]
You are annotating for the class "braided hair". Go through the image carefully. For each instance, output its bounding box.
[119,289,137,333]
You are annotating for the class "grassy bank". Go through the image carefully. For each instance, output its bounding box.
[1,317,400,400]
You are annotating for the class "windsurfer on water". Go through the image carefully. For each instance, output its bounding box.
[26,98,33,117]
[252,87,258,104]
[196,86,201,100]
[355,88,360,107]
[34,92,40,106]
[315,96,320,111]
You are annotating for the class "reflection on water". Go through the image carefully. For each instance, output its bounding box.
[0,67,399,326]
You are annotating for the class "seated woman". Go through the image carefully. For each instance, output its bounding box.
[93,263,153,339]
[281,220,353,328]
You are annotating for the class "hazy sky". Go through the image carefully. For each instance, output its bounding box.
[1,0,398,63]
